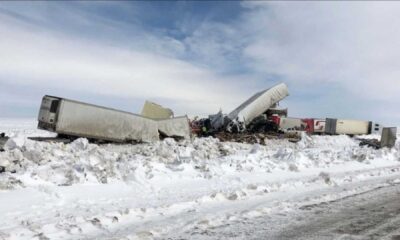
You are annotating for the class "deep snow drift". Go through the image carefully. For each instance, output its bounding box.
[0,119,399,240]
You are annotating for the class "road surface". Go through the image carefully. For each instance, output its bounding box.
[165,180,400,240]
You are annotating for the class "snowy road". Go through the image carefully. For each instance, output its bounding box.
[276,183,400,240]
[166,175,400,240]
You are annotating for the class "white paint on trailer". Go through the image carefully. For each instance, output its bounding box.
[279,117,305,130]
[157,116,191,139]
[371,122,383,134]
[52,97,159,142]
[335,119,370,135]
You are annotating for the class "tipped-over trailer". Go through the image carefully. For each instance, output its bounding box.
[38,95,159,143]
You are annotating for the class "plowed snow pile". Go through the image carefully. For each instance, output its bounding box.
[0,119,399,240]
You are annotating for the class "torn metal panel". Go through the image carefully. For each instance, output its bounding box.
[279,117,305,131]
[381,127,397,148]
[141,100,174,119]
[209,110,225,130]
[266,108,288,117]
[227,83,289,126]
[157,116,191,139]
[0,133,8,151]
[325,118,337,135]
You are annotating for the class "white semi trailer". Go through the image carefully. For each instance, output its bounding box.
[38,95,159,143]
[226,83,289,132]
[325,118,372,135]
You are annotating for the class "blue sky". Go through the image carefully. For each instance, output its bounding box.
[0,2,399,125]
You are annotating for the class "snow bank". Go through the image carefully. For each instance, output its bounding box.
[0,120,399,239]
[0,132,398,189]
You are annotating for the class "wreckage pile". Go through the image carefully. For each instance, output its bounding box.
[7,82,395,147]
[32,83,292,145]
[35,96,191,143]
[191,83,292,143]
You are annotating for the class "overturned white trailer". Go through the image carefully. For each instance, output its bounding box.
[38,96,160,143]
[38,96,191,143]
[226,83,289,131]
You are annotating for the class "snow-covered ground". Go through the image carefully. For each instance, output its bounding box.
[0,118,399,240]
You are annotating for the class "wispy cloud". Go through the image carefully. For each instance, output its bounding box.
[241,3,400,99]
[0,2,399,125]
[0,4,250,116]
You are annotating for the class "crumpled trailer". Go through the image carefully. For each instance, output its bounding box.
[157,116,191,139]
[37,95,159,143]
[226,83,289,132]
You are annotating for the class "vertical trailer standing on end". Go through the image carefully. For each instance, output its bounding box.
[226,83,289,132]
[381,127,397,148]
[38,95,159,143]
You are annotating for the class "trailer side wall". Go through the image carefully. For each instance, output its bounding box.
[157,116,191,139]
[313,119,326,133]
[55,100,159,142]
[279,117,304,130]
[335,119,370,135]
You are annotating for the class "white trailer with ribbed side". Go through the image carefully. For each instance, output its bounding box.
[325,118,372,135]
[38,95,159,143]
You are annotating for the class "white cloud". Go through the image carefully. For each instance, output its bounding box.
[0,13,249,116]
[1,2,400,125]
[241,2,400,102]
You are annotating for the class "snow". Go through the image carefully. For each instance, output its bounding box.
[0,119,399,239]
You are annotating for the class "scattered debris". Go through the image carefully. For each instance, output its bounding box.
[27,137,73,144]
[209,110,225,131]
[29,83,394,147]
[358,138,381,149]
[190,83,290,143]
[265,107,288,117]
[357,127,397,149]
